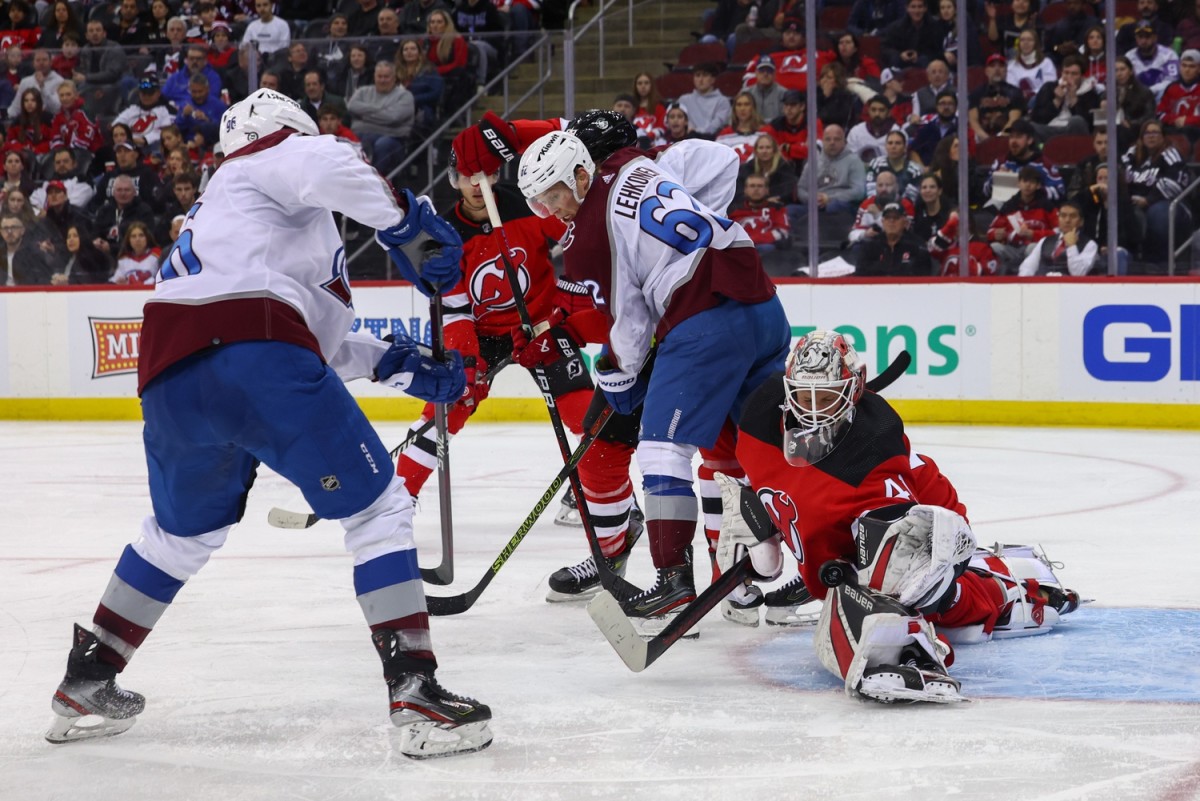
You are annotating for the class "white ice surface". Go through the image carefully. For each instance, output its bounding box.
[2,421,1199,801]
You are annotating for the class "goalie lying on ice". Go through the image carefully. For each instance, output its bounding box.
[733,330,1080,703]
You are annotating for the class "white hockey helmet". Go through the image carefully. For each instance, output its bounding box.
[517,130,595,217]
[781,330,867,466]
[219,88,319,156]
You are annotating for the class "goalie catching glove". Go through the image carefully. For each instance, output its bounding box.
[376,189,463,296]
[374,336,466,403]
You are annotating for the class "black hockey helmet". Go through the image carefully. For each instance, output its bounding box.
[565,109,638,166]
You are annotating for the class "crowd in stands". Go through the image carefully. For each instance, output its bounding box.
[618,0,1200,276]
[0,0,545,285]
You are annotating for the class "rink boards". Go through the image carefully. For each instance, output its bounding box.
[1,278,1199,426]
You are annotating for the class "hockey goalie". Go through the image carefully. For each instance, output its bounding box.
[730,330,1081,703]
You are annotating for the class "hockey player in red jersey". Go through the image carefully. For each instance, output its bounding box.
[396,111,645,602]
[734,330,1080,703]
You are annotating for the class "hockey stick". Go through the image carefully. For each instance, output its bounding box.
[425,406,615,616]
[265,355,515,531]
[587,349,915,671]
[423,290,454,585]
[476,174,641,601]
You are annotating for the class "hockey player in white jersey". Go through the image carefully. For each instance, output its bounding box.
[46,89,493,759]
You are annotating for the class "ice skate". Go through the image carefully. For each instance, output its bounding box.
[857,646,964,705]
[546,505,644,602]
[721,582,764,627]
[46,624,145,744]
[764,575,822,626]
[619,553,698,639]
[554,489,582,527]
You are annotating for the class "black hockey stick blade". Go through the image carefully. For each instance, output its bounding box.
[866,349,912,394]
[588,553,753,672]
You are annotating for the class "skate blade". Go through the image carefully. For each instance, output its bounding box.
[45,713,136,744]
[398,721,494,759]
[764,602,822,627]
[720,600,760,627]
[554,508,583,528]
[545,585,602,603]
[633,613,700,640]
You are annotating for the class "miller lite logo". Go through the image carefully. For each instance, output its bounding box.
[469,248,530,310]
[90,317,143,378]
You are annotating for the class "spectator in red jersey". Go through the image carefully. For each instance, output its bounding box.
[5,87,54,156]
[50,80,103,155]
[51,33,80,79]
[716,91,765,162]
[929,211,1000,276]
[987,165,1059,273]
[1158,48,1200,132]
[764,89,823,163]
[1,0,41,51]
[878,67,915,126]
[830,30,882,91]
[730,172,790,253]
[631,70,666,133]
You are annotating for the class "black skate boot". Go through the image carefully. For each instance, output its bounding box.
[372,629,493,759]
[618,549,697,638]
[763,574,821,627]
[858,645,963,704]
[46,624,146,744]
[721,581,765,627]
[546,505,644,602]
[554,489,582,527]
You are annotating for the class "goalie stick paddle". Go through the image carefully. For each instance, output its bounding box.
[425,406,615,616]
[264,357,514,532]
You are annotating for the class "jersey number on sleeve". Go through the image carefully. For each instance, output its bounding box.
[157,202,204,282]
[638,180,732,255]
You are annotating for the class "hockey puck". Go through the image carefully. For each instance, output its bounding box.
[819,559,853,588]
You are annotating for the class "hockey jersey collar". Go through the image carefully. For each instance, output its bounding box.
[222,128,300,162]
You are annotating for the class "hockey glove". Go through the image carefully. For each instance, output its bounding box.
[510,309,583,369]
[595,350,647,416]
[451,111,519,177]
[375,338,467,404]
[456,355,490,410]
[376,189,464,296]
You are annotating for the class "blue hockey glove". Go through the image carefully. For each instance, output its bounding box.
[375,337,467,403]
[595,351,647,415]
[376,189,463,296]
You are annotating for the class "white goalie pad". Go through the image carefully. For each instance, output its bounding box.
[970,543,1076,639]
[714,473,755,572]
[856,505,977,611]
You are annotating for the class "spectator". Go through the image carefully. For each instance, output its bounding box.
[1044,0,1094,60]
[159,171,199,224]
[1,150,33,196]
[701,0,757,52]
[736,132,797,204]
[926,132,972,205]
[157,17,189,76]
[163,43,222,108]
[987,164,1059,272]
[454,0,505,86]
[866,129,922,202]
[1029,54,1100,137]
[1127,21,1180,101]
[985,0,1042,58]
[96,141,163,209]
[498,0,536,60]
[426,8,473,109]
[855,201,932,275]
[909,88,959,165]
[912,171,951,241]
[37,178,88,247]
[341,44,372,101]
[30,147,94,209]
[347,60,414,176]
[142,0,172,49]
[51,223,112,284]
[1122,118,1190,262]
[881,0,944,69]
[1074,163,1139,271]
[1160,49,1200,129]
[743,18,826,93]
[729,173,791,253]
[38,0,83,50]
[159,146,198,188]
[5,189,46,239]
[1114,54,1159,148]
[764,89,823,163]
[371,8,405,63]
[396,39,442,135]
[298,68,342,123]
[4,87,53,156]
[676,62,731,138]
[1178,0,1200,53]
[315,14,350,89]
[848,168,916,260]
[1007,28,1057,101]
[878,67,915,126]
[76,19,128,116]
[847,0,904,36]
[114,76,175,152]
[174,72,226,153]
[935,0,980,68]
[347,0,382,37]
[110,220,160,284]
[208,22,240,81]
[632,71,666,133]
[7,49,64,118]
[1016,199,1098,276]
[241,0,290,57]
[1066,126,1108,198]
[92,173,155,256]
[969,53,1026,141]
[716,91,765,162]
[816,63,863,131]
[402,0,451,35]
[49,80,103,155]
[317,102,362,156]
[983,118,1064,205]
[848,95,900,161]
[52,34,80,80]
[793,124,867,218]
[1079,24,1107,87]
[0,212,53,284]
[912,58,953,120]
[3,1,40,50]
[185,1,218,43]
[1116,0,1175,55]
[661,103,698,144]
[277,42,311,100]
[928,211,999,275]
[829,30,883,99]
[743,60,786,123]
[114,0,149,48]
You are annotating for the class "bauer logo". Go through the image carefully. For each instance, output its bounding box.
[1082,304,1200,382]
[90,317,143,378]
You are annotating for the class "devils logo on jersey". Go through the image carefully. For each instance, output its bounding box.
[469,247,529,311]
[759,487,804,562]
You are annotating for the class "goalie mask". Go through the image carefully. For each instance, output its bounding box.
[565,109,638,166]
[518,130,594,217]
[782,331,866,466]
[219,88,319,157]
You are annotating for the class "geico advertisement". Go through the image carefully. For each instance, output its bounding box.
[776,283,994,399]
[1061,284,1200,403]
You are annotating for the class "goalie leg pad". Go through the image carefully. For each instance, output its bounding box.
[969,544,1080,638]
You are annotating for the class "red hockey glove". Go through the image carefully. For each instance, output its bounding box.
[452,111,519,178]
[456,355,490,410]
[510,309,583,369]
